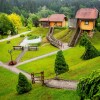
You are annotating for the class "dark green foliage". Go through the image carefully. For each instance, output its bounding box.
[16,73,32,94]
[54,50,69,76]
[0,14,16,35]
[96,17,100,32]
[77,70,100,100]
[79,33,100,60]
[0,0,100,19]
[31,14,39,27]
[20,34,25,37]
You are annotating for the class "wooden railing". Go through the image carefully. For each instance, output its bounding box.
[68,26,81,47]
[47,27,63,49]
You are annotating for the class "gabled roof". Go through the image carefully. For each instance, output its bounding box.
[75,8,98,19]
[49,14,66,22]
[39,14,66,22]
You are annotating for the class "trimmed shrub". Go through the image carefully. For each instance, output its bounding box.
[27,35,39,40]
[77,70,100,100]
[79,33,100,60]
[20,34,25,37]
[54,50,69,77]
[16,73,32,94]
[27,33,32,37]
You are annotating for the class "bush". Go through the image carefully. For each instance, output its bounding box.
[27,35,39,40]
[77,70,100,100]
[27,33,32,37]
[20,34,25,37]
[54,50,69,77]
[16,73,32,94]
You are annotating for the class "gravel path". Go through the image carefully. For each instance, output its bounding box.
[16,47,28,63]
[0,31,31,42]
[45,79,78,90]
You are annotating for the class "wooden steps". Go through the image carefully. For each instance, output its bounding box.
[68,27,81,47]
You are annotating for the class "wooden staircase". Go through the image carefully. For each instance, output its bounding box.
[47,27,63,49]
[68,26,81,47]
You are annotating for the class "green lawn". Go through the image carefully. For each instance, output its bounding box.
[18,45,100,80]
[31,27,64,36]
[0,66,79,100]
[21,43,58,61]
[17,46,84,79]
[0,37,24,62]
[18,30,100,80]
[18,27,28,34]
[53,28,75,43]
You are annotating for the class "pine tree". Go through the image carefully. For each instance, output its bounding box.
[54,50,69,77]
[16,73,32,94]
[79,33,100,60]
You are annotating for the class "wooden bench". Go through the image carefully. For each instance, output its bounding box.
[13,46,24,50]
[28,46,38,51]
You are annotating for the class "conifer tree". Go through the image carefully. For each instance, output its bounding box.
[54,50,69,77]
[79,33,100,60]
[16,73,32,94]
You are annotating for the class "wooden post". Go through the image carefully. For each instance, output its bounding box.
[31,73,35,84]
[41,71,44,85]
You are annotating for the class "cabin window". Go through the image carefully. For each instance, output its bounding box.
[85,21,89,25]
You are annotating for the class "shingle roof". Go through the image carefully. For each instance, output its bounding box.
[49,14,66,22]
[75,8,98,19]
[39,14,66,22]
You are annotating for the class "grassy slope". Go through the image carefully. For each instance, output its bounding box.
[18,31,100,80]
[21,43,58,61]
[20,27,64,61]
[0,37,24,62]
[18,27,28,34]
[53,28,75,43]
[0,66,79,100]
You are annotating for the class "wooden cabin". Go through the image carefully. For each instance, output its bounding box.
[39,14,67,27]
[39,18,49,27]
[75,8,99,35]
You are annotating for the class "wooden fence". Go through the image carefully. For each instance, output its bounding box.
[31,71,44,86]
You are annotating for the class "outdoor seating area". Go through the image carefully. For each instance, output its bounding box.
[13,46,24,50]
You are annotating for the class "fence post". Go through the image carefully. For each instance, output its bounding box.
[31,73,35,84]
[41,71,44,85]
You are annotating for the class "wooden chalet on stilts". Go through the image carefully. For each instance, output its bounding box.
[75,8,99,36]
[69,8,99,47]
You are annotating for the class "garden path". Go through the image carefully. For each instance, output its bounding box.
[0,61,78,90]
[16,47,28,63]
[0,31,31,42]
[15,46,71,66]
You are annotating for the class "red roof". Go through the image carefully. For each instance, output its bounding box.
[49,14,66,22]
[39,14,66,22]
[75,8,98,19]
